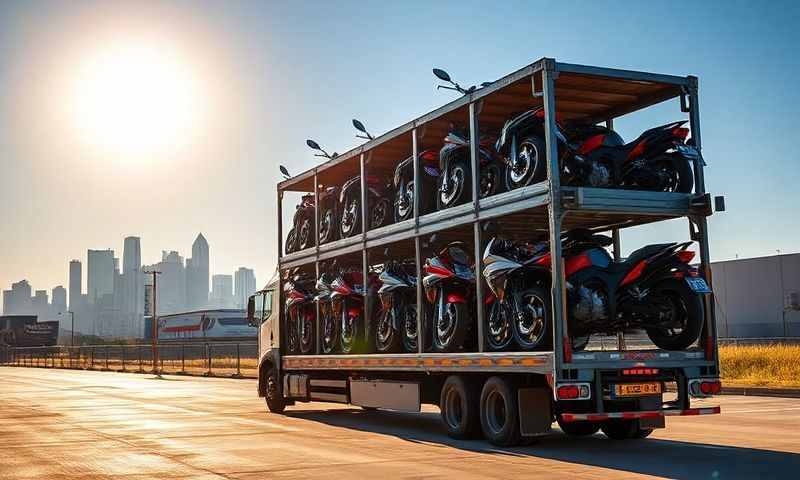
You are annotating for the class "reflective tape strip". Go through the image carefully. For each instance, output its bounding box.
[560,406,721,423]
[282,355,547,370]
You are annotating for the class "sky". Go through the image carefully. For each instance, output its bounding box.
[1,0,799,310]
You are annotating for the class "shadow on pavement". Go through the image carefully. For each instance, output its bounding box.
[287,407,800,479]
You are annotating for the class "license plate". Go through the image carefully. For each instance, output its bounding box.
[614,382,661,397]
[685,277,711,293]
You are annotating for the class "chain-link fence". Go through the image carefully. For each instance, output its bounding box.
[0,342,258,378]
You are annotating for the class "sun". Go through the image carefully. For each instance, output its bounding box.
[69,41,201,155]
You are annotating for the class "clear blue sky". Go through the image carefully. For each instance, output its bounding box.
[1,0,799,307]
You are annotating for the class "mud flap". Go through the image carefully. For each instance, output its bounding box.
[639,395,666,429]
[518,387,552,436]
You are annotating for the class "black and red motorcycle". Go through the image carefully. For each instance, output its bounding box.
[339,175,392,238]
[283,270,316,354]
[285,194,316,254]
[314,263,338,354]
[496,108,697,193]
[376,256,423,353]
[317,186,340,245]
[482,229,709,351]
[330,268,380,353]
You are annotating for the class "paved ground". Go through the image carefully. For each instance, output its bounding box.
[1,367,799,479]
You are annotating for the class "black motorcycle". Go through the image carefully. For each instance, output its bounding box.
[496,108,696,193]
[285,194,316,254]
[376,256,425,353]
[394,150,440,222]
[318,186,340,245]
[339,175,392,238]
[437,128,504,210]
[314,265,337,354]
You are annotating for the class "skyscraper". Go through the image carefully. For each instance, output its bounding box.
[87,249,114,304]
[121,236,144,336]
[210,274,233,308]
[69,260,81,311]
[154,250,186,314]
[52,286,67,313]
[234,267,256,309]
[186,233,209,309]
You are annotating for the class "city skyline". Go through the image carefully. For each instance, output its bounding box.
[1,231,258,337]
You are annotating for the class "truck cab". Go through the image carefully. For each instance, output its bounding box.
[247,280,282,406]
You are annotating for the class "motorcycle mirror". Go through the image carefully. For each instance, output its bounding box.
[279,165,291,179]
[306,139,321,150]
[432,68,452,83]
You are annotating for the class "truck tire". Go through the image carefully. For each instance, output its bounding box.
[440,375,481,439]
[479,376,521,447]
[265,371,286,414]
[601,419,653,440]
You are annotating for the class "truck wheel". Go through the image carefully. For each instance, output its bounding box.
[265,372,286,414]
[557,418,600,436]
[440,376,481,439]
[479,376,521,447]
[601,419,653,440]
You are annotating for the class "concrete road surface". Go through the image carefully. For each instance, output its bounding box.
[1,367,799,479]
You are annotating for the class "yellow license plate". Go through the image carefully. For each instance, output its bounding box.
[615,382,662,397]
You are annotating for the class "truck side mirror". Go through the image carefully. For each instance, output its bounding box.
[247,295,257,327]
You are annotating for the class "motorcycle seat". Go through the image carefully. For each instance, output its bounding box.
[622,243,676,266]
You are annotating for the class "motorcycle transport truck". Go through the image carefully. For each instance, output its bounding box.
[247,57,724,446]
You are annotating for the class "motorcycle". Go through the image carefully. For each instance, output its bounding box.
[283,270,316,354]
[423,238,491,352]
[495,108,697,193]
[314,264,338,354]
[285,194,316,254]
[339,175,392,238]
[437,128,504,210]
[484,230,709,351]
[482,238,552,351]
[394,150,440,222]
[331,268,380,353]
[318,185,340,245]
[376,256,425,353]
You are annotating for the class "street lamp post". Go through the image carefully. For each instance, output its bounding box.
[144,269,162,376]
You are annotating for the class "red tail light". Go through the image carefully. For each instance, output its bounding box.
[620,259,647,287]
[556,383,591,400]
[672,127,690,140]
[676,250,696,263]
[689,378,721,397]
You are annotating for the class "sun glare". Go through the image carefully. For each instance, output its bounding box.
[70,41,201,155]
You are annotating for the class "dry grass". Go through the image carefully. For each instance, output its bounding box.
[719,344,800,388]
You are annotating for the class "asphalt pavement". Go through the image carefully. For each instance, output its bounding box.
[1,366,798,479]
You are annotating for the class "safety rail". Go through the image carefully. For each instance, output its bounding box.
[0,343,259,379]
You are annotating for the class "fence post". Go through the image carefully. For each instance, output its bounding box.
[105,346,110,370]
[206,343,212,376]
[138,345,143,373]
[181,343,185,373]
[160,345,164,373]
[121,346,126,371]
[236,343,241,378]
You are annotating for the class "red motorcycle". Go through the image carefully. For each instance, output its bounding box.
[283,270,316,354]
[330,269,381,353]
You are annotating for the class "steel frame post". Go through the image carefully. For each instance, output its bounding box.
[313,173,320,355]
[277,190,284,260]
[687,76,719,362]
[412,127,425,354]
[606,118,626,352]
[363,247,370,349]
[469,102,485,353]
[360,153,368,238]
[315,260,321,355]
[541,61,569,375]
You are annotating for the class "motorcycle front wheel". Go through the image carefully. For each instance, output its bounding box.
[376,307,402,353]
[512,287,552,351]
[434,295,469,353]
[297,217,314,250]
[644,279,704,350]
[370,197,391,230]
[319,208,337,245]
[652,153,694,193]
[285,307,300,354]
[437,160,470,210]
[340,195,361,238]
[340,304,365,354]
[486,301,514,351]
[320,304,338,354]
[402,303,426,352]
[299,307,315,354]
[504,135,547,191]
[285,228,297,254]
[395,181,414,223]
[480,162,503,198]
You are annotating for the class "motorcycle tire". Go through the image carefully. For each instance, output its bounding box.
[299,308,315,354]
[370,197,391,230]
[644,279,704,350]
[486,301,514,351]
[480,162,503,198]
[285,228,297,254]
[402,303,428,353]
[319,208,337,245]
[395,180,414,223]
[653,153,694,193]
[504,135,547,191]
[340,306,365,354]
[512,286,552,351]
[376,307,402,353]
[297,217,314,251]
[433,298,469,353]
[285,308,300,355]
[437,159,471,210]
[340,195,361,238]
[320,305,338,354]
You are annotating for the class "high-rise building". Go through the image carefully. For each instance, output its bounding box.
[4,280,33,314]
[234,267,256,309]
[186,233,209,309]
[121,236,144,337]
[52,286,67,313]
[69,260,82,311]
[152,250,186,315]
[211,274,234,308]
[87,249,114,304]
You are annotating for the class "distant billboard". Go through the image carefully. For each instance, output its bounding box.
[156,309,255,342]
[0,315,59,347]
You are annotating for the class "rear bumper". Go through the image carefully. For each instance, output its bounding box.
[560,406,720,423]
